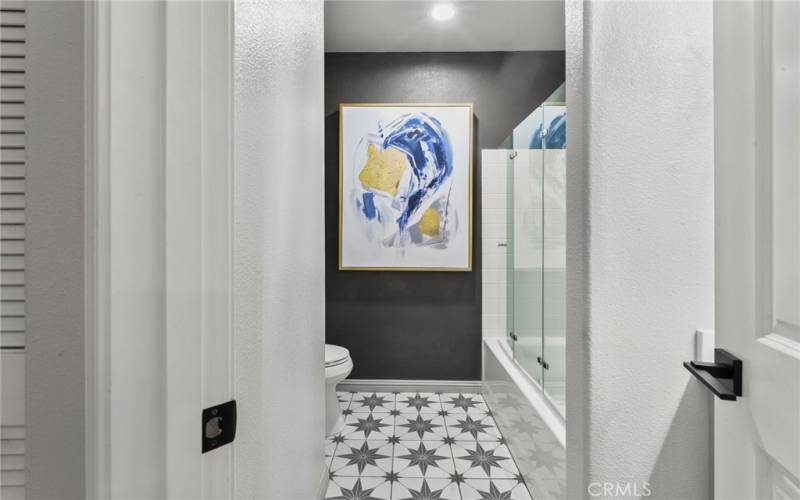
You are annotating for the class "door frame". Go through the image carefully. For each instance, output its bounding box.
[83,1,106,496]
[84,1,235,497]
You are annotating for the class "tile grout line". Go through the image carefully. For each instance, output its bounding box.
[390,391,396,497]
[439,392,466,500]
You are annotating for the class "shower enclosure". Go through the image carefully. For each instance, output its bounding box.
[503,100,566,415]
[479,96,567,499]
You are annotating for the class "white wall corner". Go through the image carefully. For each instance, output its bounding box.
[233,1,326,499]
[567,1,715,498]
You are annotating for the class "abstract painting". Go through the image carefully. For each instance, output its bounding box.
[339,103,473,270]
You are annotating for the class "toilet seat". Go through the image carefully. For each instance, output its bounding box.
[325,344,350,368]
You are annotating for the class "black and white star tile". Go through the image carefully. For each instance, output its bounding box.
[341,412,396,441]
[459,479,532,500]
[330,440,394,477]
[440,393,490,417]
[394,441,456,479]
[395,392,440,414]
[395,414,450,442]
[350,392,396,413]
[324,392,532,500]
[451,441,518,480]
[444,414,503,442]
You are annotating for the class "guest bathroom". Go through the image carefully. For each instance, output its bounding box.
[321,3,566,499]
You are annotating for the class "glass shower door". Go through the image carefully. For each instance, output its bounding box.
[508,149,544,387]
[502,89,566,416]
[541,104,567,414]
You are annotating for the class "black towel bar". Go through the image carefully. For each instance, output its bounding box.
[683,348,742,401]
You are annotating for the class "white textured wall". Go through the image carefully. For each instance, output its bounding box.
[566,1,715,498]
[233,1,327,498]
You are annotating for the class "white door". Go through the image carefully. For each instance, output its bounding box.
[714,1,800,498]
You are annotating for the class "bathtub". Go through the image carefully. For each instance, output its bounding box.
[482,337,566,500]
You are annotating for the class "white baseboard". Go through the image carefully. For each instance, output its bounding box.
[337,379,482,393]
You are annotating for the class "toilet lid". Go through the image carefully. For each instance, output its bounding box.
[325,344,350,368]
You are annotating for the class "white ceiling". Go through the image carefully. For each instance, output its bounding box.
[325,1,565,53]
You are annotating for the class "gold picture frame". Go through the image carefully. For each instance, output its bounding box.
[338,102,473,271]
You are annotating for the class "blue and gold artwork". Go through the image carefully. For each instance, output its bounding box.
[339,104,472,271]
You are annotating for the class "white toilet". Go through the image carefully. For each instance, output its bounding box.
[325,344,353,435]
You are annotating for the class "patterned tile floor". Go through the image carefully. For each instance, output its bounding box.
[324,391,532,500]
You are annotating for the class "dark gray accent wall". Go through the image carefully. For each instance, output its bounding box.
[325,52,565,380]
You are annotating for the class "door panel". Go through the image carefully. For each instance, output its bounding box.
[714,1,800,498]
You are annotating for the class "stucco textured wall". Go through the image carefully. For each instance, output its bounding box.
[566,1,715,498]
[234,1,327,498]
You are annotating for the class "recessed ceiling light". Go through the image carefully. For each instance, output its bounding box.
[430,3,455,22]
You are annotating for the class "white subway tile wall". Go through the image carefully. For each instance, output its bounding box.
[481,150,510,340]
[480,148,566,350]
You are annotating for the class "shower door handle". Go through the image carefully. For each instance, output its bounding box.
[508,332,518,341]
